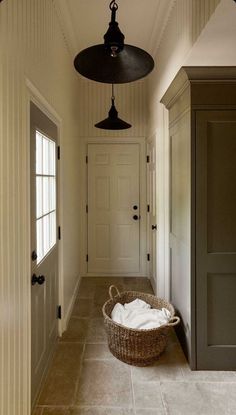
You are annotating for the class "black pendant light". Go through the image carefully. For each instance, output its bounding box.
[74,0,154,84]
[95,85,131,130]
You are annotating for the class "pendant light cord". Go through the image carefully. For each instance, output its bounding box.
[111,84,115,101]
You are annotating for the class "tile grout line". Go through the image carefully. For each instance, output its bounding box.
[130,367,137,415]
[159,381,169,415]
[72,341,86,406]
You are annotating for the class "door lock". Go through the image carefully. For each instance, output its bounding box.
[133,215,139,220]
[31,274,45,286]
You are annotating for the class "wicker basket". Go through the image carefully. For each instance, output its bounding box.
[102,285,180,366]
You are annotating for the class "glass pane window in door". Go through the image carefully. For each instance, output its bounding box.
[36,131,56,264]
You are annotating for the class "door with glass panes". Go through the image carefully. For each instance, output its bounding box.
[30,102,58,406]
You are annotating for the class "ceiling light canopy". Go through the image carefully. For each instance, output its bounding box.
[95,85,131,130]
[74,0,155,84]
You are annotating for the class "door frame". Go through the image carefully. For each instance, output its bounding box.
[79,136,147,277]
[26,79,63,385]
[146,135,157,292]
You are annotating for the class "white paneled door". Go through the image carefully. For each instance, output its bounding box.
[30,103,59,406]
[87,144,140,274]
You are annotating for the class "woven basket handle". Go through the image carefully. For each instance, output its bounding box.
[167,316,180,326]
[109,285,121,300]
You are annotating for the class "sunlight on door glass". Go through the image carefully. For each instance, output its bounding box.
[36,131,56,263]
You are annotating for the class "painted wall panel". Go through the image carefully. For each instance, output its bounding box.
[0,1,81,414]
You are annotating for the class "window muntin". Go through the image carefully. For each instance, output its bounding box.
[36,131,56,263]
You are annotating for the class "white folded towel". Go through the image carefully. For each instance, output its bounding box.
[111,299,171,330]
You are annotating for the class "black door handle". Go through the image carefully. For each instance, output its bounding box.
[133,205,138,210]
[152,225,157,230]
[32,274,45,286]
[133,215,139,220]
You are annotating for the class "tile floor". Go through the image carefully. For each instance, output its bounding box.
[33,277,236,415]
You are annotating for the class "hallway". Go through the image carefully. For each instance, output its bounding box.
[33,277,236,415]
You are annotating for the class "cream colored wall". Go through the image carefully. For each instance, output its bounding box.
[0,1,81,413]
[147,0,221,306]
[77,80,147,138]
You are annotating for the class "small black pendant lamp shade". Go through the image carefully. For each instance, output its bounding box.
[74,1,154,84]
[95,85,131,130]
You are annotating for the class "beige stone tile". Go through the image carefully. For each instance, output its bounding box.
[69,407,134,415]
[131,348,184,382]
[181,362,236,382]
[72,298,93,318]
[38,343,83,406]
[77,279,96,299]
[84,343,114,360]
[32,408,43,415]
[86,318,107,343]
[42,408,69,415]
[123,277,153,294]
[133,382,164,409]
[161,382,236,415]
[75,360,132,407]
[91,303,104,318]
[136,410,163,415]
[94,286,111,307]
[60,318,89,342]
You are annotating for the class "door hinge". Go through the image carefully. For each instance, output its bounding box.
[147,253,150,261]
[57,305,62,319]
[86,155,88,164]
[86,254,88,262]
[58,226,61,240]
[147,204,150,212]
[57,146,61,160]
[146,155,150,163]
[86,205,88,213]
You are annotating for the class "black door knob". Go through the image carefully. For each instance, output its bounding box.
[152,224,157,230]
[133,205,138,210]
[133,215,139,220]
[32,274,45,286]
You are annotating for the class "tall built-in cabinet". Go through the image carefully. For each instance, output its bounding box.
[161,67,236,370]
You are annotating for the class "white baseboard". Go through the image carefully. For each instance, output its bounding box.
[62,275,81,332]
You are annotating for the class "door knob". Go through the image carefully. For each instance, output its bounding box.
[31,274,45,286]
[133,215,139,220]
[133,205,138,210]
[152,224,157,230]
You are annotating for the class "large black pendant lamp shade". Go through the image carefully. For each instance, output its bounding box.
[74,0,154,84]
[95,85,131,130]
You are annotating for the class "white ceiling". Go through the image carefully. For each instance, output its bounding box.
[55,0,174,57]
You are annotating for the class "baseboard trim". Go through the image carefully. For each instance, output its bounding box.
[62,276,81,332]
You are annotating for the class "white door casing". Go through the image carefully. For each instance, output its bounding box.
[147,139,157,291]
[87,143,141,275]
[30,102,59,406]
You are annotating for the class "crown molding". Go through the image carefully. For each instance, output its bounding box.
[52,0,78,58]
[148,0,176,58]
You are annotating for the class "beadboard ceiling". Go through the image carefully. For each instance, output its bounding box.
[55,0,174,58]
